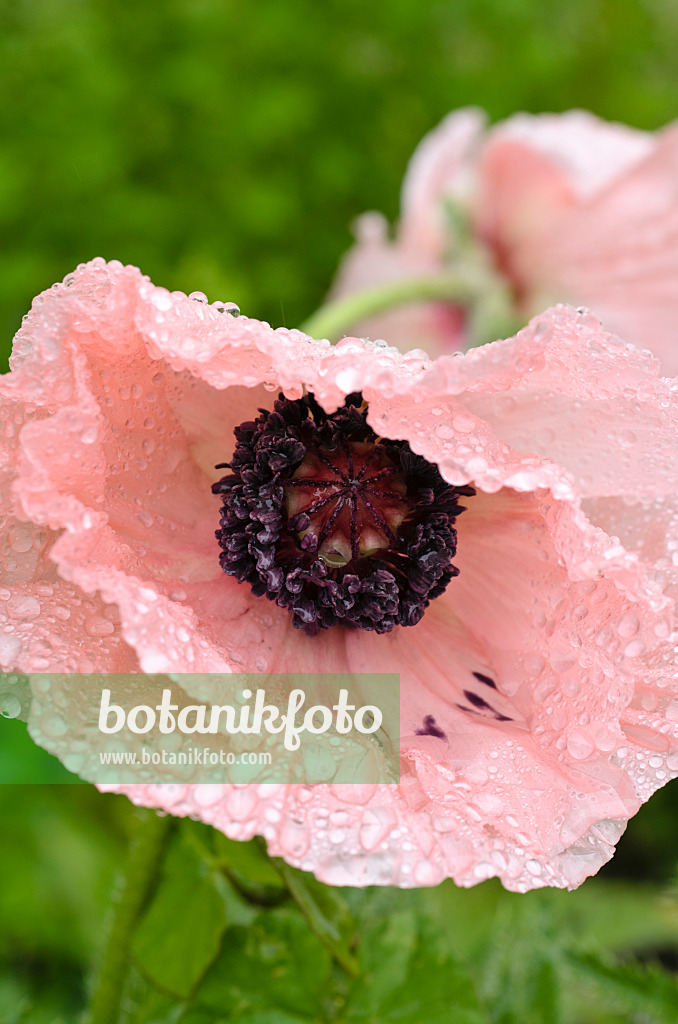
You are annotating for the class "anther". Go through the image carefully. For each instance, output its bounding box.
[212,393,474,635]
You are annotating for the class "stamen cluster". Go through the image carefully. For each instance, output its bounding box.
[213,393,473,634]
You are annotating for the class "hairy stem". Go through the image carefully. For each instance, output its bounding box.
[85,810,175,1024]
[300,269,489,341]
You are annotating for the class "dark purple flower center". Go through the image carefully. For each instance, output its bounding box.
[212,393,474,635]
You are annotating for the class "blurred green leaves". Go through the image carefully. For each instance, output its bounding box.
[343,912,484,1024]
[116,820,678,1023]
[0,785,676,1022]
[3,0,678,361]
[127,823,484,1023]
[270,858,359,976]
[0,717,86,783]
[132,832,228,1000]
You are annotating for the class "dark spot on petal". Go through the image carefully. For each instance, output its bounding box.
[415,715,447,740]
[456,703,481,716]
[463,690,493,711]
[459,695,513,724]
[472,671,497,690]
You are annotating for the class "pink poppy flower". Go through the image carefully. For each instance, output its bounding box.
[331,109,678,373]
[3,259,678,892]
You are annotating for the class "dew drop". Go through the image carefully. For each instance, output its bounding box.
[193,785,224,808]
[44,714,67,737]
[616,613,639,639]
[624,638,645,658]
[84,616,116,637]
[0,692,21,718]
[215,301,240,317]
[359,807,396,851]
[80,426,98,444]
[413,859,441,885]
[279,820,310,858]
[566,730,595,760]
[8,527,34,553]
[0,635,22,668]
[617,429,637,449]
[665,699,678,722]
[6,595,41,620]
[594,725,617,752]
[641,691,658,712]
[452,414,475,433]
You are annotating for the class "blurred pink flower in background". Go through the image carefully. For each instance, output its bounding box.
[332,109,678,372]
[2,260,678,891]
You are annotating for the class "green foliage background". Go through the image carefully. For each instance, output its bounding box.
[2,0,678,1020]
[2,0,678,354]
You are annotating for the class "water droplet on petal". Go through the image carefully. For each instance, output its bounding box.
[44,714,67,737]
[84,616,115,637]
[624,638,645,658]
[616,613,639,639]
[594,725,617,751]
[193,785,224,808]
[617,429,637,449]
[6,596,41,620]
[452,414,475,433]
[567,729,594,760]
[279,819,310,858]
[8,527,34,553]
[413,859,442,885]
[359,806,396,851]
[0,635,22,668]
[0,692,22,718]
[213,300,240,317]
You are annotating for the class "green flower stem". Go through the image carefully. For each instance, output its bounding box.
[300,269,489,341]
[85,810,175,1024]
